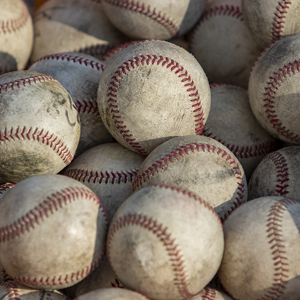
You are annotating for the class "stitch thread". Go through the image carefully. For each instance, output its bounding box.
[263,151,289,196]
[201,287,217,300]
[103,0,178,37]
[65,168,139,184]
[0,183,15,196]
[2,280,21,300]
[0,75,55,93]
[107,213,196,299]
[0,186,106,288]
[75,99,99,115]
[263,60,300,143]
[35,54,105,72]
[0,127,74,165]
[0,1,30,35]
[106,55,205,156]
[271,1,292,42]
[202,128,278,159]
[132,143,245,219]
[263,198,298,299]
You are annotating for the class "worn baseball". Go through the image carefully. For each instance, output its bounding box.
[188,0,261,88]
[75,288,150,300]
[249,34,300,145]
[97,39,211,156]
[64,143,145,221]
[218,196,300,300]
[0,70,80,183]
[242,0,300,50]
[107,183,224,300]
[102,0,207,40]
[0,0,33,75]
[0,280,68,300]
[203,83,278,180]
[189,287,233,300]
[31,0,126,62]
[248,146,300,200]
[0,174,108,290]
[133,135,247,221]
[29,52,112,156]
[61,255,124,299]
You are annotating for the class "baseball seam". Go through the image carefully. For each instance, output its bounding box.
[271,1,291,42]
[264,151,289,196]
[65,168,139,184]
[103,0,178,37]
[0,186,106,287]
[202,127,277,159]
[106,55,205,156]
[263,60,300,143]
[0,1,30,35]
[202,287,217,300]
[107,183,222,299]
[189,5,243,53]
[132,143,245,219]
[0,127,74,165]
[0,183,15,195]
[264,198,295,299]
[3,280,20,300]
[75,99,99,116]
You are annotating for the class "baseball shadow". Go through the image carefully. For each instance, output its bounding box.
[0,52,17,75]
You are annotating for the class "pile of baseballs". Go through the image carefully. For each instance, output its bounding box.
[1,0,300,299]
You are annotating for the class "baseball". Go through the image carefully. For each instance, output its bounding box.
[0,0,33,75]
[188,0,261,89]
[29,52,112,156]
[102,0,207,40]
[0,70,80,183]
[203,83,278,180]
[75,288,150,300]
[218,196,300,300]
[0,280,68,300]
[242,0,300,50]
[133,135,247,221]
[97,39,211,156]
[0,174,108,290]
[249,34,300,145]
[107,183,224,300]
[248,146,300,200]
[64,143,145,222]
[31,0,126,62]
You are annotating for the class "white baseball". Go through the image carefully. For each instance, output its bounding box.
[102,0,207,40]
[64,143,145,221]
[0,70,80,183]
[97,39,211,156]
[107,183,224,300]
[31,0,125,62]
[133,135,247,221]
[203,83,278,180]
[188,0,261,88]
[0,174,108,290]
[218,196,300,300]
[249,34,300,144]
[29,52,112,156]
[242,0,300,49]
[0,0,33,74]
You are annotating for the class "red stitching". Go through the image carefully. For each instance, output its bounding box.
[35,54,105,72]
[263,151,289,196]
[111,278,125,288]
[0,127,74,165]
[0,183,15,196]
[202,128,278,159]
[201,287,217,300]
[0,1,30,35]
[132,143,245,219]
[0,74,55,93]
[0,186,106,288]
[75,99,99,116]
[2,280,21,300]
[189,5,243,52]
[271,1,291,42]
[262,60,300,143]
[65,168,139,184]
[103,0,178,37]
[107,55,205,156]
[263,198,298,299]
